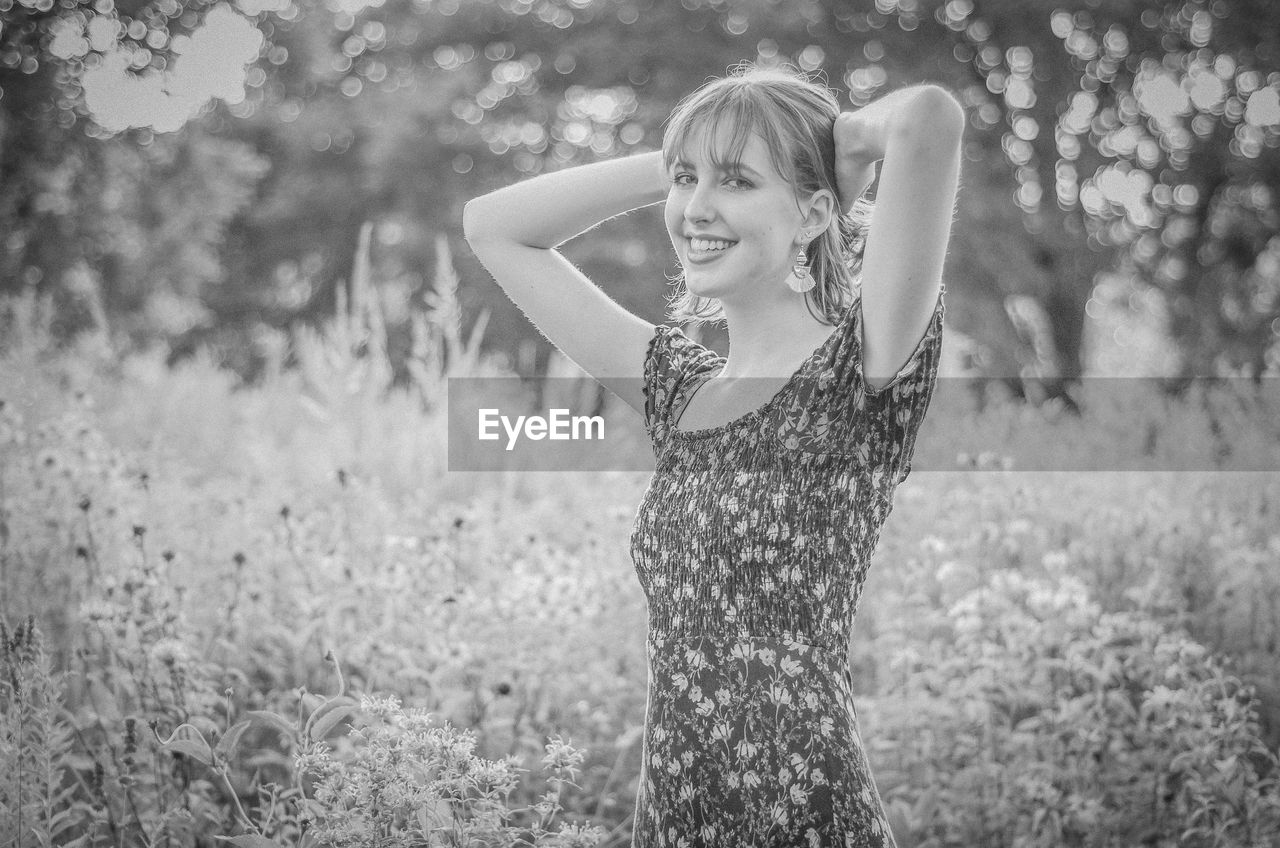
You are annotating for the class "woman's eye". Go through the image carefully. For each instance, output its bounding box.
[671,174,750,189]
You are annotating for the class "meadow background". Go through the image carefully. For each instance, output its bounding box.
[5,0,1280,846]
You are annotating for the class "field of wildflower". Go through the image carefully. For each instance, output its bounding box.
[4,240,1280,847]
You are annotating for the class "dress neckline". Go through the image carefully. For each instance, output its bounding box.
[670,300,856,439]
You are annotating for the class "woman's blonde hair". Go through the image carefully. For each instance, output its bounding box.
[660,61,872,326]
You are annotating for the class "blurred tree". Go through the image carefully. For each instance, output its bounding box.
[215,0,1280,389]
[947,0,1280,383]
[0,0,276,348]
[4,0,1279,389]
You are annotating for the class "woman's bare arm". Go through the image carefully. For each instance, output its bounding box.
[836,85,965,392]
[463,151,669,417]
[464,151,666,248]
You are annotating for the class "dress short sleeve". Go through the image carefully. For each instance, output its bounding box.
[870,283,945,485]
[641,324,721,446]
[834,283,946,486]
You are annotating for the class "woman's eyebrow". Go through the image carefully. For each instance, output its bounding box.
[671,159,763,177]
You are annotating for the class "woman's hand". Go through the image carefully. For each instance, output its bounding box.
[833,111,879,215]
[833,86,963,215]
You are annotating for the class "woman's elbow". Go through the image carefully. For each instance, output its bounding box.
[907,86,966,140]
[462,198,492,245]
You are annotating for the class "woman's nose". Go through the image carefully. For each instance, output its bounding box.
[683,181,717,222]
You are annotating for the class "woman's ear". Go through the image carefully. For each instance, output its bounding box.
[801,187,839,234]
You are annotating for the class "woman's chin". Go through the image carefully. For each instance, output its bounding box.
[683,273,726,300]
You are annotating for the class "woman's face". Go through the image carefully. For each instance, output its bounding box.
[663,126,808,304]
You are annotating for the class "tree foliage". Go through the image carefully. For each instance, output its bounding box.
[2,0,1279,383]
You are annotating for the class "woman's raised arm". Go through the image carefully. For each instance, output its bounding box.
[836,85,964,392]
[462,151,669,417]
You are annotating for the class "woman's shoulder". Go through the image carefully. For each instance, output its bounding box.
[647,322,720,369]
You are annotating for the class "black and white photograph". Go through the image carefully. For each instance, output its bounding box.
[3,1,1280,846]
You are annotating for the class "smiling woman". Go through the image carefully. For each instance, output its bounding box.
[463,60,962,848]
[657,73,871,333]
[664,129,807,311]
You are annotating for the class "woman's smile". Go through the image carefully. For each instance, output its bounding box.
[665,129,806,294]
[687,237,739,263]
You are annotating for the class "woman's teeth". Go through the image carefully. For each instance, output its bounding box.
[690,238,736,252]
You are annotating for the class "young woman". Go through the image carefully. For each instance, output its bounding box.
[464,62,962,848]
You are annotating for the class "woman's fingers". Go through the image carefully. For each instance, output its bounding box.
[833,112,875,161]
[833,113,878,213]
[834,158,875,214]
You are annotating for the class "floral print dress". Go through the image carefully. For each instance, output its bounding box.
[628,283,945,848]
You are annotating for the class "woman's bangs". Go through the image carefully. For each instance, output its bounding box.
[668,96,756,175]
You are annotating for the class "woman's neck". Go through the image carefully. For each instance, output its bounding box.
[715,293,837,379]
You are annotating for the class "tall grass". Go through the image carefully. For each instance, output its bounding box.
[3,229,1280,846]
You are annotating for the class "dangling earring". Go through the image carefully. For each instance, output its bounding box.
[786,236,816,294]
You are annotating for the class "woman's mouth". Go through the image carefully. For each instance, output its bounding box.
[687,237,738,263]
